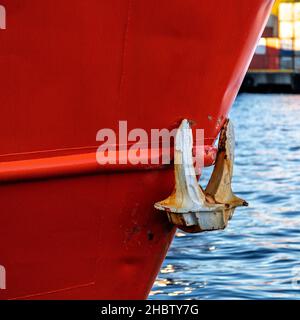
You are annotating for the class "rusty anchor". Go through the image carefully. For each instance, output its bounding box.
[154,119,248,233]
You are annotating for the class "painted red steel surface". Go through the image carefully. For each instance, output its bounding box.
[0,1,273,299]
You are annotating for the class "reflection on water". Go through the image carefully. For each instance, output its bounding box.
[150,93,300,300]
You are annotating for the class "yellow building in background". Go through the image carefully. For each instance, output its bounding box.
[243,0,300,92]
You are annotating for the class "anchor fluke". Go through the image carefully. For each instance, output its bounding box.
[154,119,247,233]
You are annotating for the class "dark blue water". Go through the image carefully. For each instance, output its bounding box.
[150,93,300,300]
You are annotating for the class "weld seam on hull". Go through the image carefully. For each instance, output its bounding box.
[9,282,96,300]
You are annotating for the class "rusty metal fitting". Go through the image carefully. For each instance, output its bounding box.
[154,119,248,233]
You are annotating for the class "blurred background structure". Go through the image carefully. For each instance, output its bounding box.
[242,0,300,92]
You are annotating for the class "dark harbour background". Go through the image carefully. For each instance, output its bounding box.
[150,93,300,300]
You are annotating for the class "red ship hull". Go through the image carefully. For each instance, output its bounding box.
[0,0,273,299]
